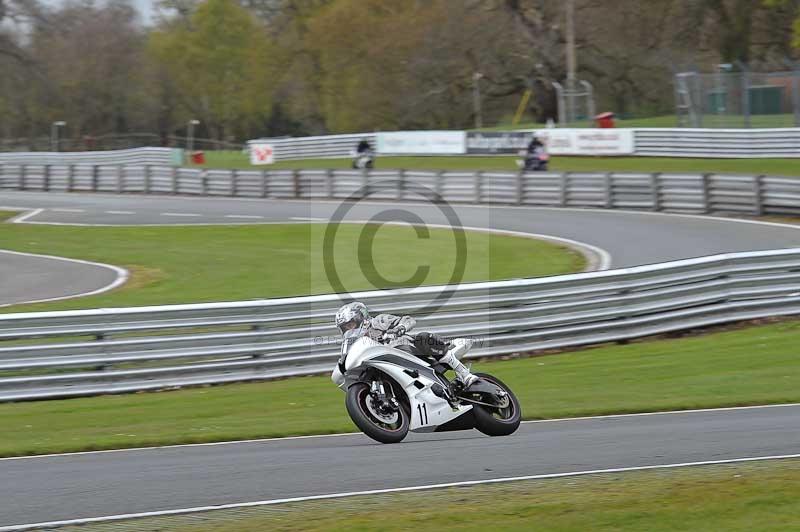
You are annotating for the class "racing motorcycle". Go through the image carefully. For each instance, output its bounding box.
[516,149,550,171]
[337,329,521,444]
[351,149,375,169]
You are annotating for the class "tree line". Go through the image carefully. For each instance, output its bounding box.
[0,0,799,146]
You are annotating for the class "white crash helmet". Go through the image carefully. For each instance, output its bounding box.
[335,301,370,334]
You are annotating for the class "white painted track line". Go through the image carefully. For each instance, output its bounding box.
[3,452,799,531]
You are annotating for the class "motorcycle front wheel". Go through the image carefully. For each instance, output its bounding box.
[346,382,410,444]
[471,373,521,437]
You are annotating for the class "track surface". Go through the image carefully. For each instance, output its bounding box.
[0,249,122,307]
[2,405,799,526]
[1,191,799,527]
[3,191,800,268]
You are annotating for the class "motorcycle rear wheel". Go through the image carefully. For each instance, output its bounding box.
[346,382,410,444]
[471,373,521,437]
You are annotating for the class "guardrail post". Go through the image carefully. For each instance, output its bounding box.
[67,164,74,192]
[397,169,405,200]
[43,164,51,192]
[171,166,178,195]
[603,172,613,209]
[144,165,151,194]
[92,165,100,192]
[201,169,208,195]
[753,174,765,216]
[435,170,444,201]
[231,169,238,197]
[559,172,569,207]
[0,164,4,189]
[361,169,369,199]
[325,169,334,198]
[474,171,482,203]
[261,170,268,198]
[292,169,301,198]
[701,173,711,214]
[650,173,661,211]
[117,165,124,194]
[515,171,524,205]
[20,164,27,190]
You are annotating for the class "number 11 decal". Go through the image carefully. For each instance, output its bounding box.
[417,404,428,425]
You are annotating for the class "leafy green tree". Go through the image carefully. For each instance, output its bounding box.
[149,0,277,140]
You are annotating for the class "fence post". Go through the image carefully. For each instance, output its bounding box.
[117,165,124,194]
[172,166,178,195]
[144,165,151,194]
[92,165,99,192]
[435,170,444,201]
[0,164,4,190]
[516,171,524,205]
[231,169,238,197]
[559,172,569,207]
[603,172,613,209]
[326,169,334,199]
[741,67,751,128]
[293,169,301,198]
[474,171,482,203]
[361,169,369,199]
[43,165,51,192]
[261,170,268,198]
[201,169,208,195]
[793,67,800,127]
[20,164,27,190]
[397,169,405,200]
[650,173,661,212]
[753,174,765,216]
[67,164,74,192]
[701,173,711,214]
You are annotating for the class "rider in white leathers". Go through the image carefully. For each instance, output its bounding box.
[331,301,477,388]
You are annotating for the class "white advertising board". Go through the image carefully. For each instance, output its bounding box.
[376,131,466,155]
[249,143,275,165]
[535,128,635,156]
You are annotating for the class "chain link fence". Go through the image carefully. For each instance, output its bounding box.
[676,66,800,128]
[0,134,245,153]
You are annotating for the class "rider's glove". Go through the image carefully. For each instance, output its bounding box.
[393,325,406,337]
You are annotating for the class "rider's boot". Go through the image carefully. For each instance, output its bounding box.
[440,338,478,388]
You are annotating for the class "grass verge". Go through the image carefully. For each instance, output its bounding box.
[198,152,800,176]
[0,223,582,313]
[1,318,797,457]
[95,459,800,532]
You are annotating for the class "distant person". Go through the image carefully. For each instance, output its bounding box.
[356,139,372,153]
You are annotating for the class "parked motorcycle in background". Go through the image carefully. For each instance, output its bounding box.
[335,328,521,444]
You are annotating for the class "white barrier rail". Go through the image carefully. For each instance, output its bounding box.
[0,248,798,401]
[2,165,800,216]
[246,129,800,160]
[0,148,182,166]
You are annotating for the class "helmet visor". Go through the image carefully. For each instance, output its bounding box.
[338,318,361,333]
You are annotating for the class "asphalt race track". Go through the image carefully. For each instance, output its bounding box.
[3,190,800,268]
[1,405,799,526]
[0,249,124,307]
[1,190,799,527]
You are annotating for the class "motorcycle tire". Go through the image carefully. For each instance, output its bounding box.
[471,373,521,437]
[346,382,410,444]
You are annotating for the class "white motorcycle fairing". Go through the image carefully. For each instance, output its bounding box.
[341,337,473,433]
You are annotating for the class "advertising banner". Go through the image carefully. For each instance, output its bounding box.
[466,132,533,154]
[376,131,466,155]
[537,128,635,156]
[467,129,634,156]
[249,143,275,165]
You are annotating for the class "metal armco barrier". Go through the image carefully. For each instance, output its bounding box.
[2,164,800,216]
[0,248,798,401]
[0,148,181,167]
